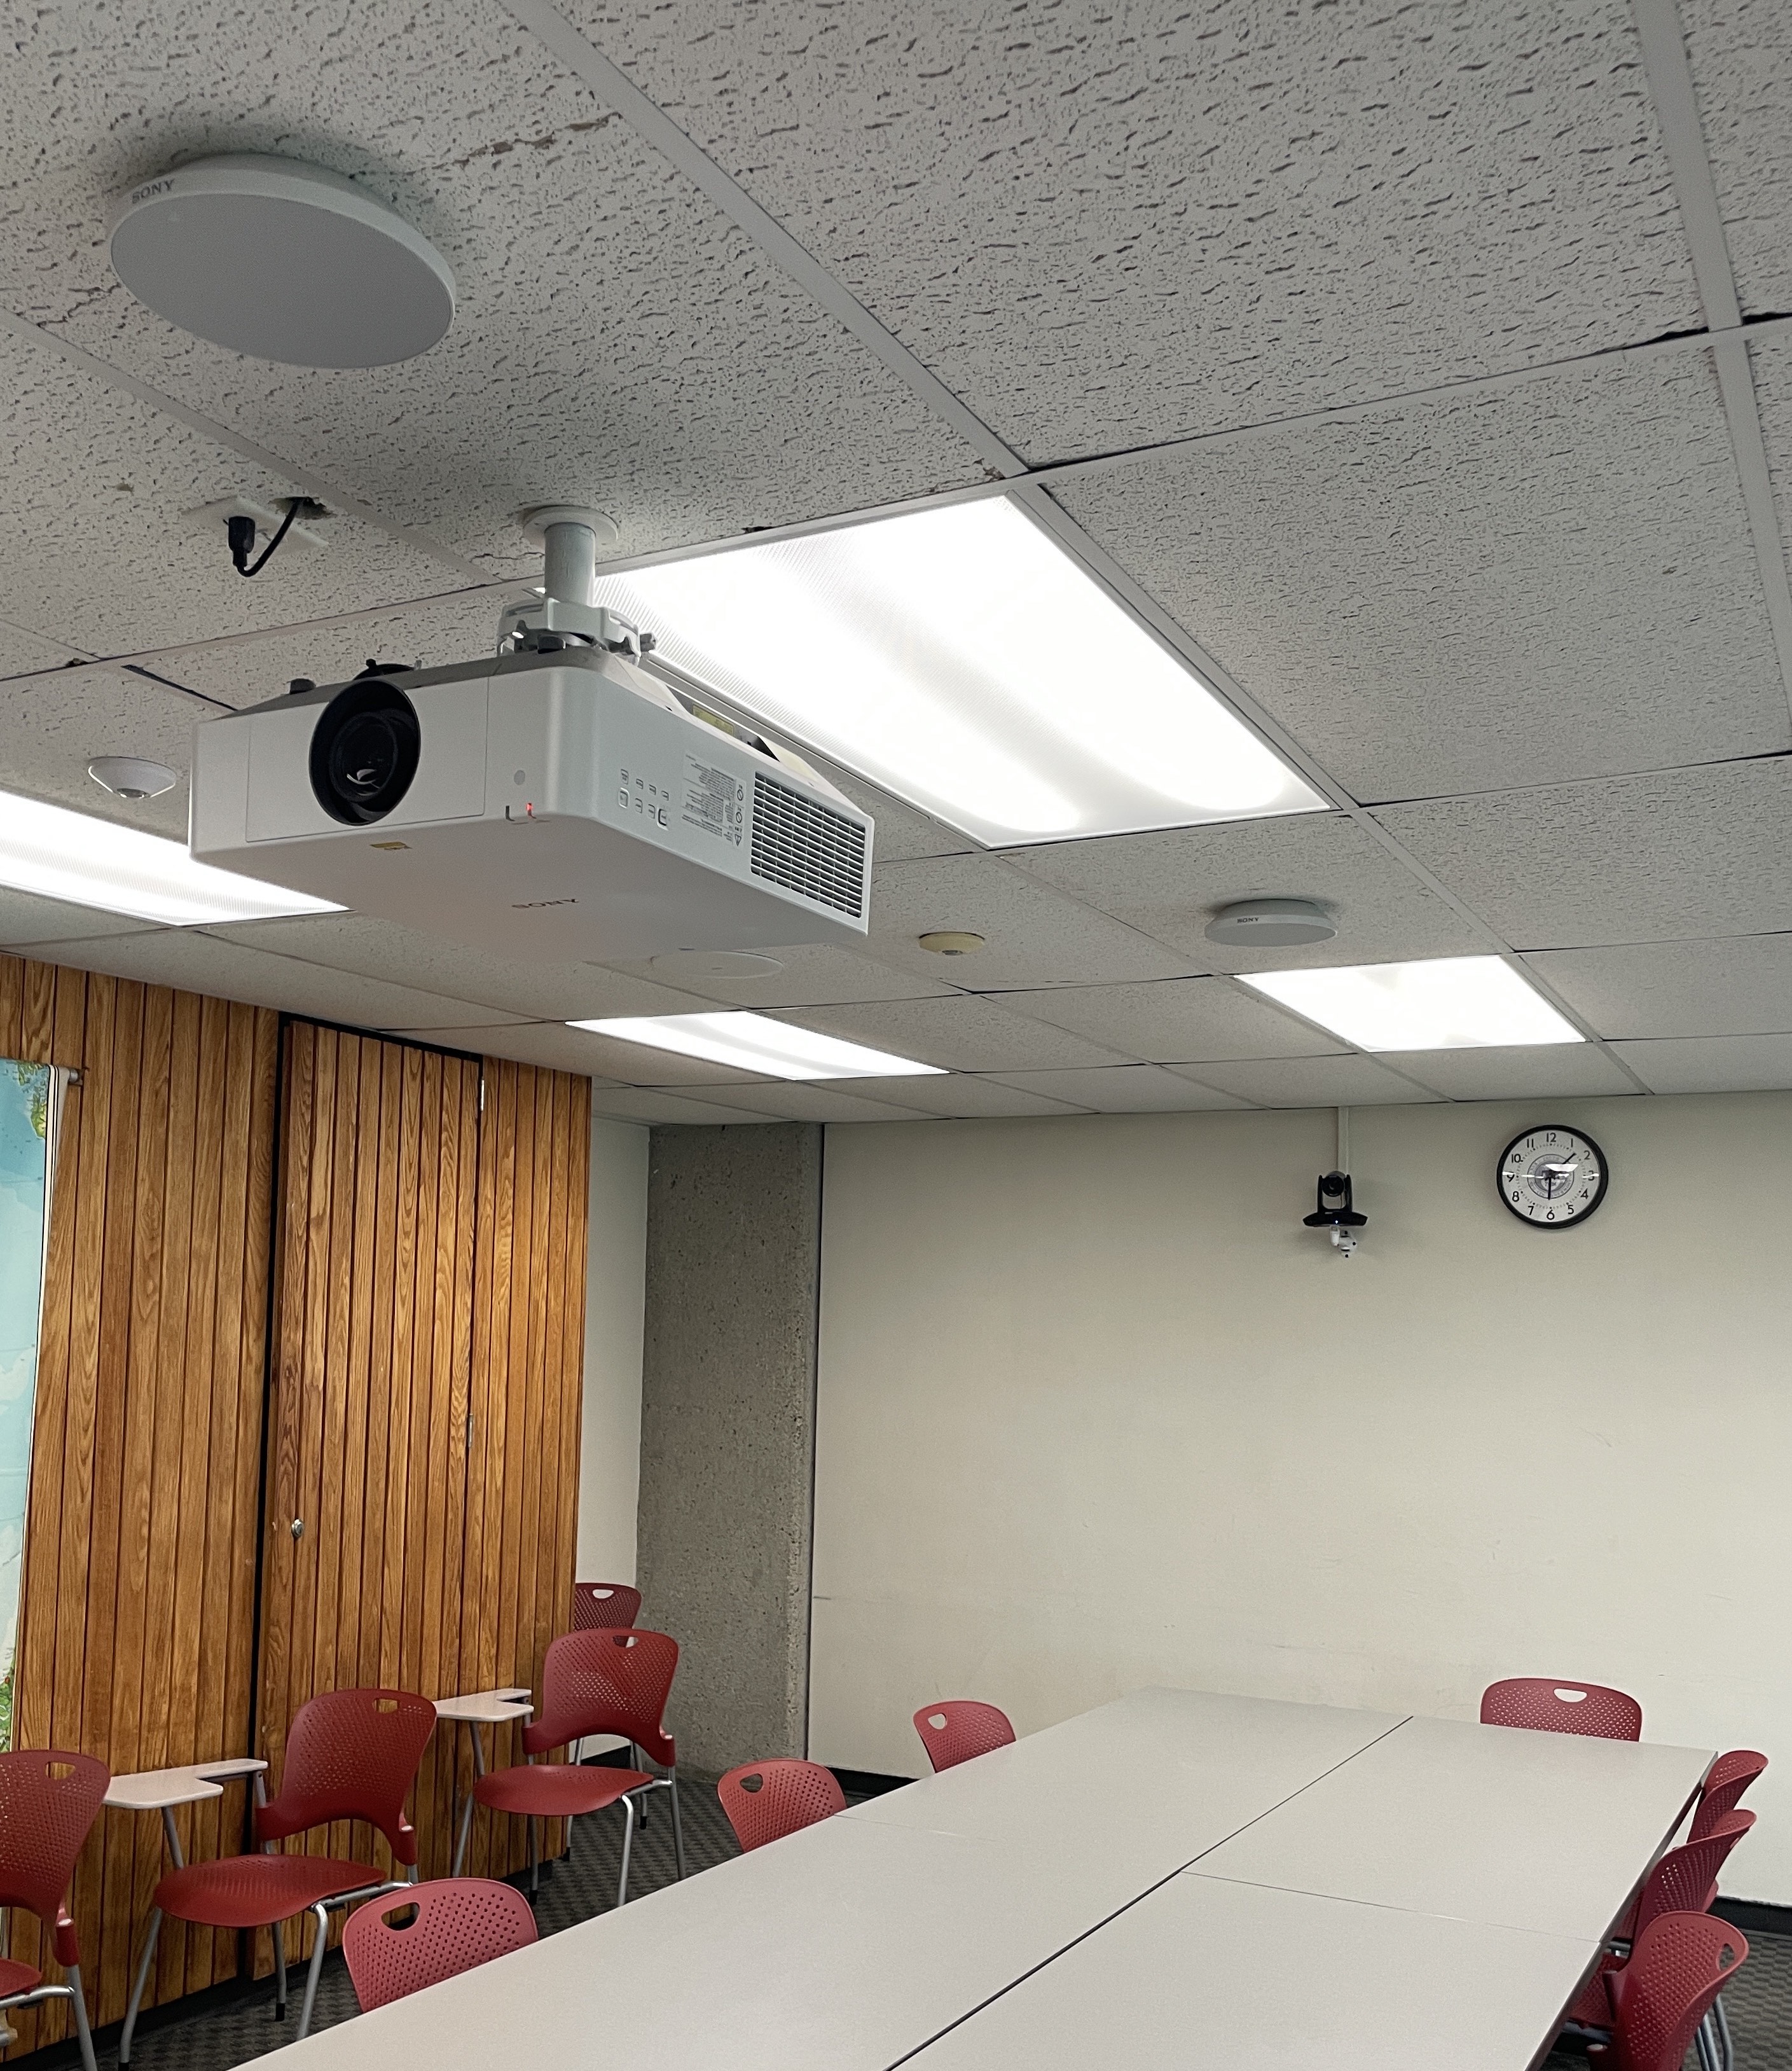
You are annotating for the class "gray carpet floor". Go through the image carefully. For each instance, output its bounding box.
[77,1780,1792,2070]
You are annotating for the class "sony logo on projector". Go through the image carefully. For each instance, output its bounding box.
[189,515,874,964]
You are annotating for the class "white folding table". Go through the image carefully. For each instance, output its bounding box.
[103,1756,269,1867]
[268,1686,1711,2071]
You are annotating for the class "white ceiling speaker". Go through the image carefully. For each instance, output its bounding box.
[1204,897,1336,948]
[918,931,986,955]
[649,951,784,978]
[88,756,179,800]
[107,155,455,367]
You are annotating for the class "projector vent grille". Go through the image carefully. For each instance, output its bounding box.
[750,775,867,918]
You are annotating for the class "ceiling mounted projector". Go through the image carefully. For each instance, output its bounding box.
[1205,897,1336,948]
[108,155,455,366]
[189,511,874,964]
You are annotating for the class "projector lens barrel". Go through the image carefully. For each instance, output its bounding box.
[309,680,421,825]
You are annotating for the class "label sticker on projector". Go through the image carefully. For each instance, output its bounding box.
[683,758,745,846]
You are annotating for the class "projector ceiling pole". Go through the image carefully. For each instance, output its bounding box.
[522,503,618,607]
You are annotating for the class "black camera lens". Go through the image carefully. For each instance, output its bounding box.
[308,679,421,826]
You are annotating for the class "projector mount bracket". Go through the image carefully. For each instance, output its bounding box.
[497,506,652,660]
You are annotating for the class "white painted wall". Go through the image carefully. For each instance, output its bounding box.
[813,1095,1792,1899]
[576,1114,648,1587]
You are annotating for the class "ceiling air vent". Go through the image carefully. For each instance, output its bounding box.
[750,773,868,920]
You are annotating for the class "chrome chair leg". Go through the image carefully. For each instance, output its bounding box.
[669,1768,687,1880]
[1714,1990,1735,2071]
[64,1965,97,2071]
[1695,2008,1720,2071]
[272,1916,287,2019]
[118,1907,164,2067]
[297,1901,331,2040]
[528,1815,540,1897]
[453,1792,476,1878]
[617,1792,637,1908]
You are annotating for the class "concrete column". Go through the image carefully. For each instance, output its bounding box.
[637,1122,822,1775]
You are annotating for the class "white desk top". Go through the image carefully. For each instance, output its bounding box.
[1191,1713,1711,1941]
[104,1757,267,1811]
[910,1869,1602,2071]
[432,1688,532,1723]
[275,1807,1164,2071]
[847,1686,1406,1892]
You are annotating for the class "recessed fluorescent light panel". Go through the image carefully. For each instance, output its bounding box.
[570,1011,945,1082]
[595,497,1325,847]
[0,788,341,926]
[1240,957,1584,1051]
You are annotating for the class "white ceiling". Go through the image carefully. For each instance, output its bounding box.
[5,0,1792,1122]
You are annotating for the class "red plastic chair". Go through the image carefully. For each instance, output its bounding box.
[1585,1912,1747,2071]
[119,1689,436,2065]
[458,1629,686,1907]
[717,1761,846,1852]
[1479,1678,1642,1741]
[1690,1750,1767,1843]
[0,1750,108,2071]
[572,1582,642,1631]
[913,1701,1016,1773]
[1561,1811,1754,2040]
[342,1877,537,2011]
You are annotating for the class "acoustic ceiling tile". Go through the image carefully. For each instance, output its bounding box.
[836,1074,1087,1119]
[982,1066,1254,1114]
[666,1079,935,1123]
[998,976,1343,1064]
[1177,1054,1441,1107]
[768,994,1130,1074]
[0,621,83,678]
[863,854,1201,991]
[1683,0,1792,316]
[1742,333,1792,585]
[612,945,957,1010]
[1608,1034,1792,1093]
[579,0,1701,459]
[1391,1044,1639,1102]
[0,331,456,655]
[1012,813,1486,971]
[21,928,531,1032]
[1375,762,1792,949]
[1054,350,1786,802]
[205,913,718,1023]
[0,897,157,949]
[586,1086,775,1125]
[1524,936,1792,1039]
[157,592,511,709]
[0,1,982,577]
[0,665,208,840]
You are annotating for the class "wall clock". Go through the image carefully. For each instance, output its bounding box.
[1497,1126,1608,1229]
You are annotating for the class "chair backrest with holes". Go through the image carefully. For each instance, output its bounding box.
[717,1760,845,1851]
[1690,1750,1767,1843]
[912,1700,1016,1773]
[0,1750,109,1965]
[572,1581,642,1631]
[1478,1677,1642,1740]
[256,1688,438,1864]
[1605,1911,1747,2071]
[525,1628,679,1765]
[1629,1811,1753,1942]
[342,1878,537,2011]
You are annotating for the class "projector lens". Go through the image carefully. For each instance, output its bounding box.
[309,681,421,825]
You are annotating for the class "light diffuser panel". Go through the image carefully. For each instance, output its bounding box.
[595,496,1325,847]
[0,787,340,927]
[571,1011,945,1081]
[1241,957,1584,1051]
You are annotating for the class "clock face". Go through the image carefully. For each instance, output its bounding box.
[1498,1126,1608,1229]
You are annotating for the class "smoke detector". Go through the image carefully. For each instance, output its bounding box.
[1205,898,1335,948]
[89,757,179,801]
[108,155,455,367]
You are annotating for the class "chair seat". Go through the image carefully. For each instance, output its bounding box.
[155,1852,386,1929]
[472,1763,653,1818]
[0,1958,43,2002]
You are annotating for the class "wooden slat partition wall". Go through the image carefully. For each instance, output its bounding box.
[254,1035,590,1964]
[455,1059,591,1880]
[0,954,280,2052]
